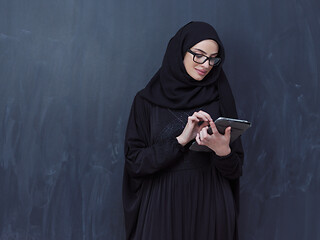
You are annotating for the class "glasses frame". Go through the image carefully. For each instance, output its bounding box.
[187,49,221,66]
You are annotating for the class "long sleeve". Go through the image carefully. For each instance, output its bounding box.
[124,94,185,177]
[210,137,244,180]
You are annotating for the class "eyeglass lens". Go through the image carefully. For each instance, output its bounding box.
[194,55,220,66]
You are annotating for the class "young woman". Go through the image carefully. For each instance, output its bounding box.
[123,21,244,240]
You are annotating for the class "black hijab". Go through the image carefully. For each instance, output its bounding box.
[139,21,236,114]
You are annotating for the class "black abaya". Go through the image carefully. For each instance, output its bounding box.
[123,21,244,240]
[123,92,243,240]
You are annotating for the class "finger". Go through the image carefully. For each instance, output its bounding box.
[225,126,232,138]
[198,110,213,122]
[209,121,219,135]
[201,126,208,139]
[199,127,208,141]
[198,121,209,130]
[194,112,210,122]
[196,133,202,145]
[188,115,200,123]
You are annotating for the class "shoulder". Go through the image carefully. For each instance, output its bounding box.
[132,89,156,110]
[134,90,145,103]
[131,90,146,109]
[129,90,153,118]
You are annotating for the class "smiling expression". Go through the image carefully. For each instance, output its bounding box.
[183,39,219,81]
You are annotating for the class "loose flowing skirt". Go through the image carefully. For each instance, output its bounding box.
[134,159,237,240]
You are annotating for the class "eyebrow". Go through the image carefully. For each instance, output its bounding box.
[194,48,218,56]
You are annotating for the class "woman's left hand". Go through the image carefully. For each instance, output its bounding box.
[196,121,232,157]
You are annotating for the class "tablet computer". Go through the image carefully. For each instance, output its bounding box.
[189,117,251,152]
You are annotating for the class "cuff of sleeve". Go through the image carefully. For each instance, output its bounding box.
[214,149,234,160]
[172,137,190,153]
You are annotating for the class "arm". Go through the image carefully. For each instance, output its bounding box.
[210,138,244,179]
[124,95,186,177]
[196,121,244,179]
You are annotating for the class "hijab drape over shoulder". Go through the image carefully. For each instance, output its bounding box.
[139,21,236,116]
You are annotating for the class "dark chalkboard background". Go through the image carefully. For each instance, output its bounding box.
[0,0,319,239]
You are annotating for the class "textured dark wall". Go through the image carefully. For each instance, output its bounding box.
[0,0,319,239]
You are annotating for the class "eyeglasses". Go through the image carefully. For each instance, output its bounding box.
[187,49,221,66]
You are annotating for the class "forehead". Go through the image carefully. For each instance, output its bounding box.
[191,39,219,53]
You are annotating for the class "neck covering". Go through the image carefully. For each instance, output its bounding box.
[140,21,234,111]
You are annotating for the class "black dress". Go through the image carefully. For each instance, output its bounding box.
[123,93,243,240]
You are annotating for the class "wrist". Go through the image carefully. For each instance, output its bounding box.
[176,135,188,146]
[215,146,231,157]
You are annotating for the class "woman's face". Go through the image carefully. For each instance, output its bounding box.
[183,39,219,81]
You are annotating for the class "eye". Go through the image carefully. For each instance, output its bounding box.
[194,54,205,59]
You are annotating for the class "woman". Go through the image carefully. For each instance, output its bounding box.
[123,21,244,240]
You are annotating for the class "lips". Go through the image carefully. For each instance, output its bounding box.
[195,68,207,76]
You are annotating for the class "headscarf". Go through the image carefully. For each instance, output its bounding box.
[139,21,231,110]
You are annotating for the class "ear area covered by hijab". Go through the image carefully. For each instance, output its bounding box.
[139,21,235,113]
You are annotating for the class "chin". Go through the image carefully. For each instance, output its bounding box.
[186,69,206,81]
[192,74,205,81]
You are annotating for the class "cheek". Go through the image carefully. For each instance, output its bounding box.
[184,58,195,73]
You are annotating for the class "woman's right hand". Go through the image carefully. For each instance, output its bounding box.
[176,110,213,146]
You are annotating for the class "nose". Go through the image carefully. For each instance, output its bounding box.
[202,59,210,68]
